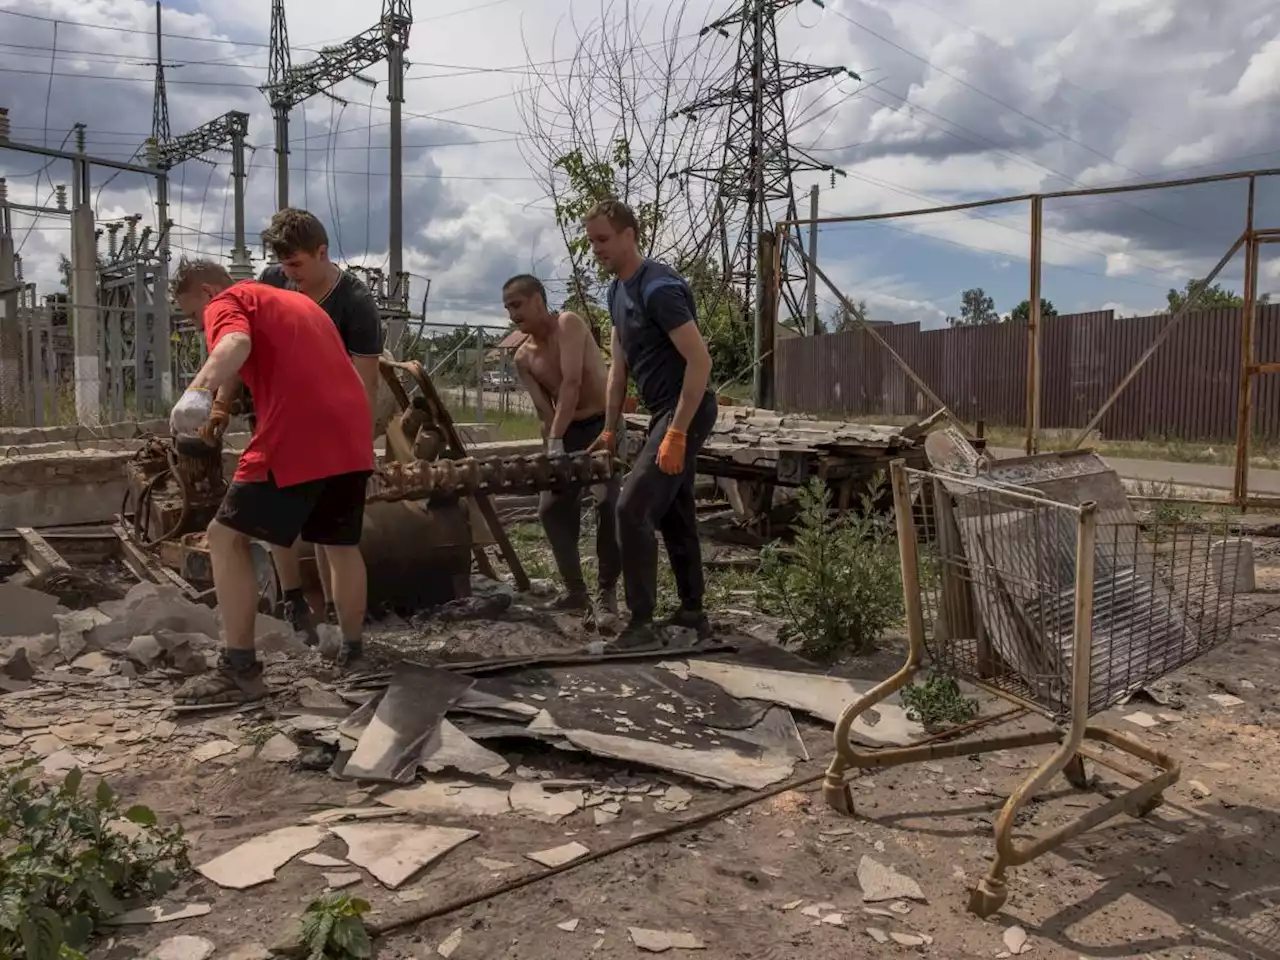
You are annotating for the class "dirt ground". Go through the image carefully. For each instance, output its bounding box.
[73,559,1280,960]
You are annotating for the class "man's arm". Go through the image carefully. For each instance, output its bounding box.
[665,323,712,433]
[342,287,386,414]
[350,354,380,411]
[191,332,251,395]
[548,312,588,441]
[514,347,555,439]
[603,326,628,432]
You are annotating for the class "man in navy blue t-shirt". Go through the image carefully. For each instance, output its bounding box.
[585,199,718,646]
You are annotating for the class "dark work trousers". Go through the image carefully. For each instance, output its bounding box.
[616,392,718,622]
[538,413,622,597]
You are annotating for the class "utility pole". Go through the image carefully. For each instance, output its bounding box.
[755,229,777,408]
[0,174,18,420]
[268,0,292,211]
[383,0,412,350]
[676,1,856,327]
[806,183,818,335]
[151,1,171,145]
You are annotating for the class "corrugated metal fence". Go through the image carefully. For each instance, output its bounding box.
[775,304,1280,441]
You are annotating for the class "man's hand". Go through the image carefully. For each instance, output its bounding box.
[203,396,232,444]
[656,427,686,475]
[588,429,616,456]
[170,387,213,436]
[547,437,566,457]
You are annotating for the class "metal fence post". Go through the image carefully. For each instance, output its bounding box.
[475,326,484,423]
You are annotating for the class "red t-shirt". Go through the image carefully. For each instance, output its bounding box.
[204,281,374,487]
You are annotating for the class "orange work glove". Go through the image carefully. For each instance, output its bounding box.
[588,429,616,456]
[656,427,686,475]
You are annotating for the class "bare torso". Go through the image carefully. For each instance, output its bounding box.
[515,313,608,422]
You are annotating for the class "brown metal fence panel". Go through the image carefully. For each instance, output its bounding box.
[774,304,1280,442]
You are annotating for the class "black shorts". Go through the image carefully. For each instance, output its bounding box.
[214,471,370,548]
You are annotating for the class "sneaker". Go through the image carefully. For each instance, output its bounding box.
[539,591,591,613]
[174,659,267,706]
[605,620,665,652]
[282,597,319,647]
[657,608,713,640]
[324,602,338,626]
[335,643,376,678]
[597,584,619,617]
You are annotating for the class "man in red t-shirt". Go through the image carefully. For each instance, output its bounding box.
[168,258,374,704]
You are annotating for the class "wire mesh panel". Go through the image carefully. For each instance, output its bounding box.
[909,467,1241,721]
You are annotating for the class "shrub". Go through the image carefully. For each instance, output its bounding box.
[759,476,902,661]
[0,762,190,960]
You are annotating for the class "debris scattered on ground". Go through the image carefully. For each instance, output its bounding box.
[437,927,464,958]
[192,739,238,764]
[103,902,213,926]
[300,852,349,868]
[1122,710,1160,729]
[323,871,363,890]
[259,732,300,763]
[556,918,581,932]
[378,780,512,817]
[1188,779,1212,799]
[196,824,327,889]
[330,822,478,888]
[510,780,583,822]
[149,935,217,960]
[629,927,707,952]
[1003,925,1031,955]
[476,857,517,871]
[857,856,925,903]
[526,840,590,868]
[1208,693,1245,707]
[866,927,890,944]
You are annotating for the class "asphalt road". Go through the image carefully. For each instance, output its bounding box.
[989,447,1280,495]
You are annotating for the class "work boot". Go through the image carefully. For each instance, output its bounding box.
[335,641,376,679]
[324,602,338,626]
[657,607,713,641]
[597,583,619,618]
[281,595,319,647]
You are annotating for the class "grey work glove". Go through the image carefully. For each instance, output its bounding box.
[170,386,213,436]
[547,437,566,457]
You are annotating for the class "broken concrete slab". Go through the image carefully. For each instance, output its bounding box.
[192,740,238,764]
[564,730,794,790]
[1003,926,1030,955]
[1123,711,1160,729]
[378,780,512,818]
[259,733,300,764]
[628,928,706,952]
[103,902,213,926]
[674,660,924,745]
[436,928,463,958]
[857,856,925,903]
[556,918,580,932]
[0,584,61,637]
[149,935,217,960]
[476,857,517,871]
[421,719,509,777]
[525,841,590,868]
[510,781,582,823]
[324,872,362,890]
[196,824,327,889]
[300,852,349,868]
[331,822,479,888]
[338,666,473,783]
[303,806,405,825]
[89,583,220,653]
[126,634,163,667]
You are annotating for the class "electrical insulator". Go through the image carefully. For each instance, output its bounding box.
[74,124,86,154]
[0,178,7,203]
[0,108,9,142]
[54,185,67,211]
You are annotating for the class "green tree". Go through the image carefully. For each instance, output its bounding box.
[946,287,999,326]
[824,298,870,333]
[1008,298,1058,321]
[1165,280,1270,312]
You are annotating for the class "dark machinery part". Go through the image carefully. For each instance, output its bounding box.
[124,434,228,547]
[367,451,615,504]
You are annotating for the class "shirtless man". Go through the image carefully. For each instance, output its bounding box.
[503,274,621,613]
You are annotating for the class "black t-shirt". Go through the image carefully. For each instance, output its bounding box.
[608,259,701,414]
[258,264,385,356]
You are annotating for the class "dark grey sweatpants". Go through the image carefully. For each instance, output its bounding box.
[616,393,718,622]
[538,413,622,596]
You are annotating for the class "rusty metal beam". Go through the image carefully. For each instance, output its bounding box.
[367,451,614,504]
[16,527,71,576]
[1234,180,1260,506]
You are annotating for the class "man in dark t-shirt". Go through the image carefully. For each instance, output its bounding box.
[584,199,718,648]
[255,208,385,642]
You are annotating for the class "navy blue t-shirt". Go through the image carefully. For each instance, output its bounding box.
[608,260,699,414]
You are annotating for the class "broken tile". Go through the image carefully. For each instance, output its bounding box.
[192,740,238,764]
[437,928,463,958]
[300,852,349,868]
[1208,693,1244,707]
[331,822,479,889]
[889,932,928,947]
[40,749,83,776]
[820,913,845,926]
[196,824,327,889]
[593,808,619,826]
[526,841,590,868]
[780,899,803,911]
[324,872,362,890]
[866,928,890,944]
[1003,925,1030,955]
[1123,711,1160,729]
[259,733,300,764]
[149,935,216,960]
[103,902,213,926]
[475,857,516,871]
[857,856,925,903]
[888,901,911,916]
[511,781,582,823]
[421,719,509,777]
[628,928,706,952]
[28,733,67,757]
[557,918,581,932]
[303,806,404,824]
[563,730,794,790]
[379,781,511,818]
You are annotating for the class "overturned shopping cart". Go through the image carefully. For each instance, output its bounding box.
[824,454,1243,916]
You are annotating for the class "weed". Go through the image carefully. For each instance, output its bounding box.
[241,723,277,747]
[901,672,979,728]
[0,762,190,960]
[758,476,902,662]
[300,894,373,960]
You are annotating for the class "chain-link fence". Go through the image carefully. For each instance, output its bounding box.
[400,321,537,423]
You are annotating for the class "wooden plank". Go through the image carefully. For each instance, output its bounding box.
[16,527,71,575]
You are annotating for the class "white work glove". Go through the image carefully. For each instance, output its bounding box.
[170,386,213,436]
[547,437,566,457]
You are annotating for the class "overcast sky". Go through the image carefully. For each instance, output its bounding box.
[2,0,1278,330]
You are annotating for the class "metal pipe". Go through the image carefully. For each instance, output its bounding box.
[806,184,819,335]
[0,140,161,177]
[1234,181,1259,507]
[1025,196,1043,455]
[273,106,289,210]
[229,127,250,276]
[1069,230,1248,449]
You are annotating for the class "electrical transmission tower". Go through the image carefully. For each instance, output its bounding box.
[150,1,172,144]
[678,0,857,325]
[267,0,293,210]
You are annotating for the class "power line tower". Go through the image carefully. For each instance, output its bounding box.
[677,0,856,325]
[150,1,171,144]
[267,0,293,210]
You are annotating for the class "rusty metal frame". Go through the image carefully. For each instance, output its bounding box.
[775,165,1280,509]
[821,460,1179,917]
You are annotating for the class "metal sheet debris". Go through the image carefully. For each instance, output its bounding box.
[564,730,795,790]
